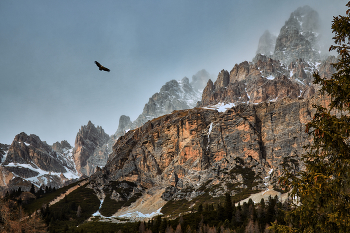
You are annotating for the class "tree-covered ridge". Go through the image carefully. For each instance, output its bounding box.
[76,193,287,233]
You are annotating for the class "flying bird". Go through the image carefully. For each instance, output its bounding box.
[95,61,110,72]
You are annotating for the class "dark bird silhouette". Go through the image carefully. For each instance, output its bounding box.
[95,61,110,72]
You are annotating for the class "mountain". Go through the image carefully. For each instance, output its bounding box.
[114,69,212,140]
[81,5,338,220]
[87,94,331,220]
[73,70,212,177]
[0,132,79,193]
[199,4,334,110]
[0,69,212,188]
[72,121,112,176]
[0,5,339,224]
[0,120,115,192]
[198,53,336,109]
[257,5,322,65]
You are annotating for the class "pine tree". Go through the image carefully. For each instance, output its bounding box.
[224,192,233,221]
[30,184,35,194]
[0,199,47,232]
[198,203,203,213]
[272,2,350,232]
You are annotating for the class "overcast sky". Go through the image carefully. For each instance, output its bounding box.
[0,0,347,146]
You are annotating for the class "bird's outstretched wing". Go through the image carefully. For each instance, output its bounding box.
[94,61,110,72]
[95,61,102,68]
[101,66,110,72]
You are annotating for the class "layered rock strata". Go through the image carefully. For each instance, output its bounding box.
[92,96,320,200]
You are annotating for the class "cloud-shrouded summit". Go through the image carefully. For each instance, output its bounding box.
[0,0,347,146]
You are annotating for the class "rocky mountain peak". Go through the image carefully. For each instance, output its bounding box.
[113,69,212,140]
[13,132,51,152]
[75,121,109,147]
[92,95,321,208]
[0,132,79,193]
[0,143,9,164]
[73,121,110,176]
[216,69,230,88]
[273,5,320,65]
[291,5,319,33]
[115,115,132,137]
[52,140,72,153]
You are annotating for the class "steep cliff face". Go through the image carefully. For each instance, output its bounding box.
[92,96,318,201]
[73,121,110,176]
[0,133,78,193]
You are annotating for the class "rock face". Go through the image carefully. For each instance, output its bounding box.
[0,143,9,163]
[80,70,211,178]
[200,55,299,107]
[92,96,321,201]
[4,133,71,173]
[115,115,132,139]
[199,52,336,108]
[114,70,212,140]
[0,133,78,193]
[273,5,321,65]
[256,30,276,56]
[73,121,111,176]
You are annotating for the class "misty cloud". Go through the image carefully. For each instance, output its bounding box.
[0,0,347,145]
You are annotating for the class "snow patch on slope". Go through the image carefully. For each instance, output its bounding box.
[207,123,213,150]
[119,208,162,219]
[202,103,236,112]
[92,199,105,217]
[3,162,79,187]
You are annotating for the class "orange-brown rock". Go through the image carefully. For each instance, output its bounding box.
[199,54,336,108]
[92,96,324,199]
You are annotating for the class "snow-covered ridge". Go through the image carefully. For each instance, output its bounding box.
[3,162,79,187]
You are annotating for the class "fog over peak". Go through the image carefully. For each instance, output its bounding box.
[0,0,347,146]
